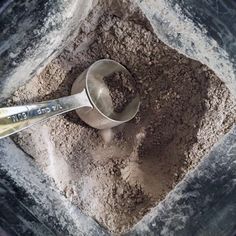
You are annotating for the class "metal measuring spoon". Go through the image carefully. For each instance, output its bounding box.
[0,59,140,139]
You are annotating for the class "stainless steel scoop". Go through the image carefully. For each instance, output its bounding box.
[0,59,140,139]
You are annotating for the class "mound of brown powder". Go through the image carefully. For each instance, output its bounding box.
[7,3,236,234]
[104,71,136,113]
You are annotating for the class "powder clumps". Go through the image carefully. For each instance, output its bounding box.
[104,71,136,113]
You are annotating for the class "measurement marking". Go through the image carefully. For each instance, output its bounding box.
[8,103,63,123]
[8,112,28,123]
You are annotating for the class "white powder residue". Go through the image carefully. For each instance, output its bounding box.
[100,128,114,144]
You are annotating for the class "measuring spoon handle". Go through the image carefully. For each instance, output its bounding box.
[0,89,92,139]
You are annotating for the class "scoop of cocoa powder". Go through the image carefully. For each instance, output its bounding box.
[103,71,136,113]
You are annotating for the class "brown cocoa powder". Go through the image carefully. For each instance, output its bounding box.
[104,71,136,113]
[8,3,236,234]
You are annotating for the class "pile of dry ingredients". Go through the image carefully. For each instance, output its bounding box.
[8,2,236,234]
